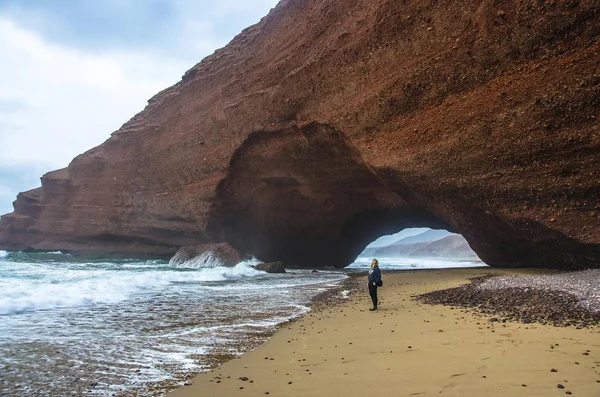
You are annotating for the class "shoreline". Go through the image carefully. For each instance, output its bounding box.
[134,269,357,396]
[169,267,600,397]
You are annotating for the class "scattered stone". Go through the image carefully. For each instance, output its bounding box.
[557,384,565,389]
[551,369,558,373]
[416,273,600,328]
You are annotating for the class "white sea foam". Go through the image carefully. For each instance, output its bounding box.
[191,261,264,281]
[0,271,165,315]
[0,261,264,315]
[0,250,8,258]
[0,254,348,396]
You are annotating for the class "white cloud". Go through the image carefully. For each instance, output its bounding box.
[0,17,200,169]
[0,1,280,170]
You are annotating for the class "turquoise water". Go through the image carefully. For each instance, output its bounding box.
[0,251,346,396]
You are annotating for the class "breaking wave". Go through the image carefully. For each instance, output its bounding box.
[0,259,265,316]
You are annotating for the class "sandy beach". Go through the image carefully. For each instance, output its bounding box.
[170,268,600,397]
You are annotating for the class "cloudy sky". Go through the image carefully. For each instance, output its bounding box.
[0,0,279,215]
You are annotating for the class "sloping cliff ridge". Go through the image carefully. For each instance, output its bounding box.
[1,0,598,268]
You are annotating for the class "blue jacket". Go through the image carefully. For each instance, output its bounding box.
[368,265,382,285]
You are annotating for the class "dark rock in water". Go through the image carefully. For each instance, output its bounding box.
[170,243,242,267]
[0,0,598,270]
[254,262,286,273]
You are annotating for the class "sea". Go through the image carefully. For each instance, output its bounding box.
[349,256,486,271]
[0,250,485,396]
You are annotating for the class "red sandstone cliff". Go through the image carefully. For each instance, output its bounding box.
[1,0,598,268]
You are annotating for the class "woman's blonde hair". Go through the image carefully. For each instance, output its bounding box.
[372,259,379,265]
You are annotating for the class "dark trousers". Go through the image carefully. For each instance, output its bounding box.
[368,282,378,308]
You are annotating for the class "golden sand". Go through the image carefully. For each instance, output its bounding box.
[170,268,600,397]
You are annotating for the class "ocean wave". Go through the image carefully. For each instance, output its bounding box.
[0,271,167,315]
[0,250,7,258]
[190,261,264,282]
[349,256,486,270]
[0,261,265,315]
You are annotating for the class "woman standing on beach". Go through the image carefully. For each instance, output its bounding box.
[368,259,382,311]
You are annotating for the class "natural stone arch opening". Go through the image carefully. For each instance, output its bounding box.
[206,122,598,269]
[340,210,460,267]
[207,122,473,268]
[348,225,485,269]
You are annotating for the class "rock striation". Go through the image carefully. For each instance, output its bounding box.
[0,0,598,268]
[169,243,243,267]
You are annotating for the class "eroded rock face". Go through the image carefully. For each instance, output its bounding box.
[170,243,243,267]
[0,0,598,268]
[254,262,286,273]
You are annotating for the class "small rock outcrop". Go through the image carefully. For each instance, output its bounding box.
[253,262,287,274]
[170,243,242,267]
[0,0,598,269]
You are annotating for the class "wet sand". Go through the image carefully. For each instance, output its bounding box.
[170,268,600,397]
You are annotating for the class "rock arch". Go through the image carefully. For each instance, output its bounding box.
[206,122,599,269]
[1,0,598,269]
